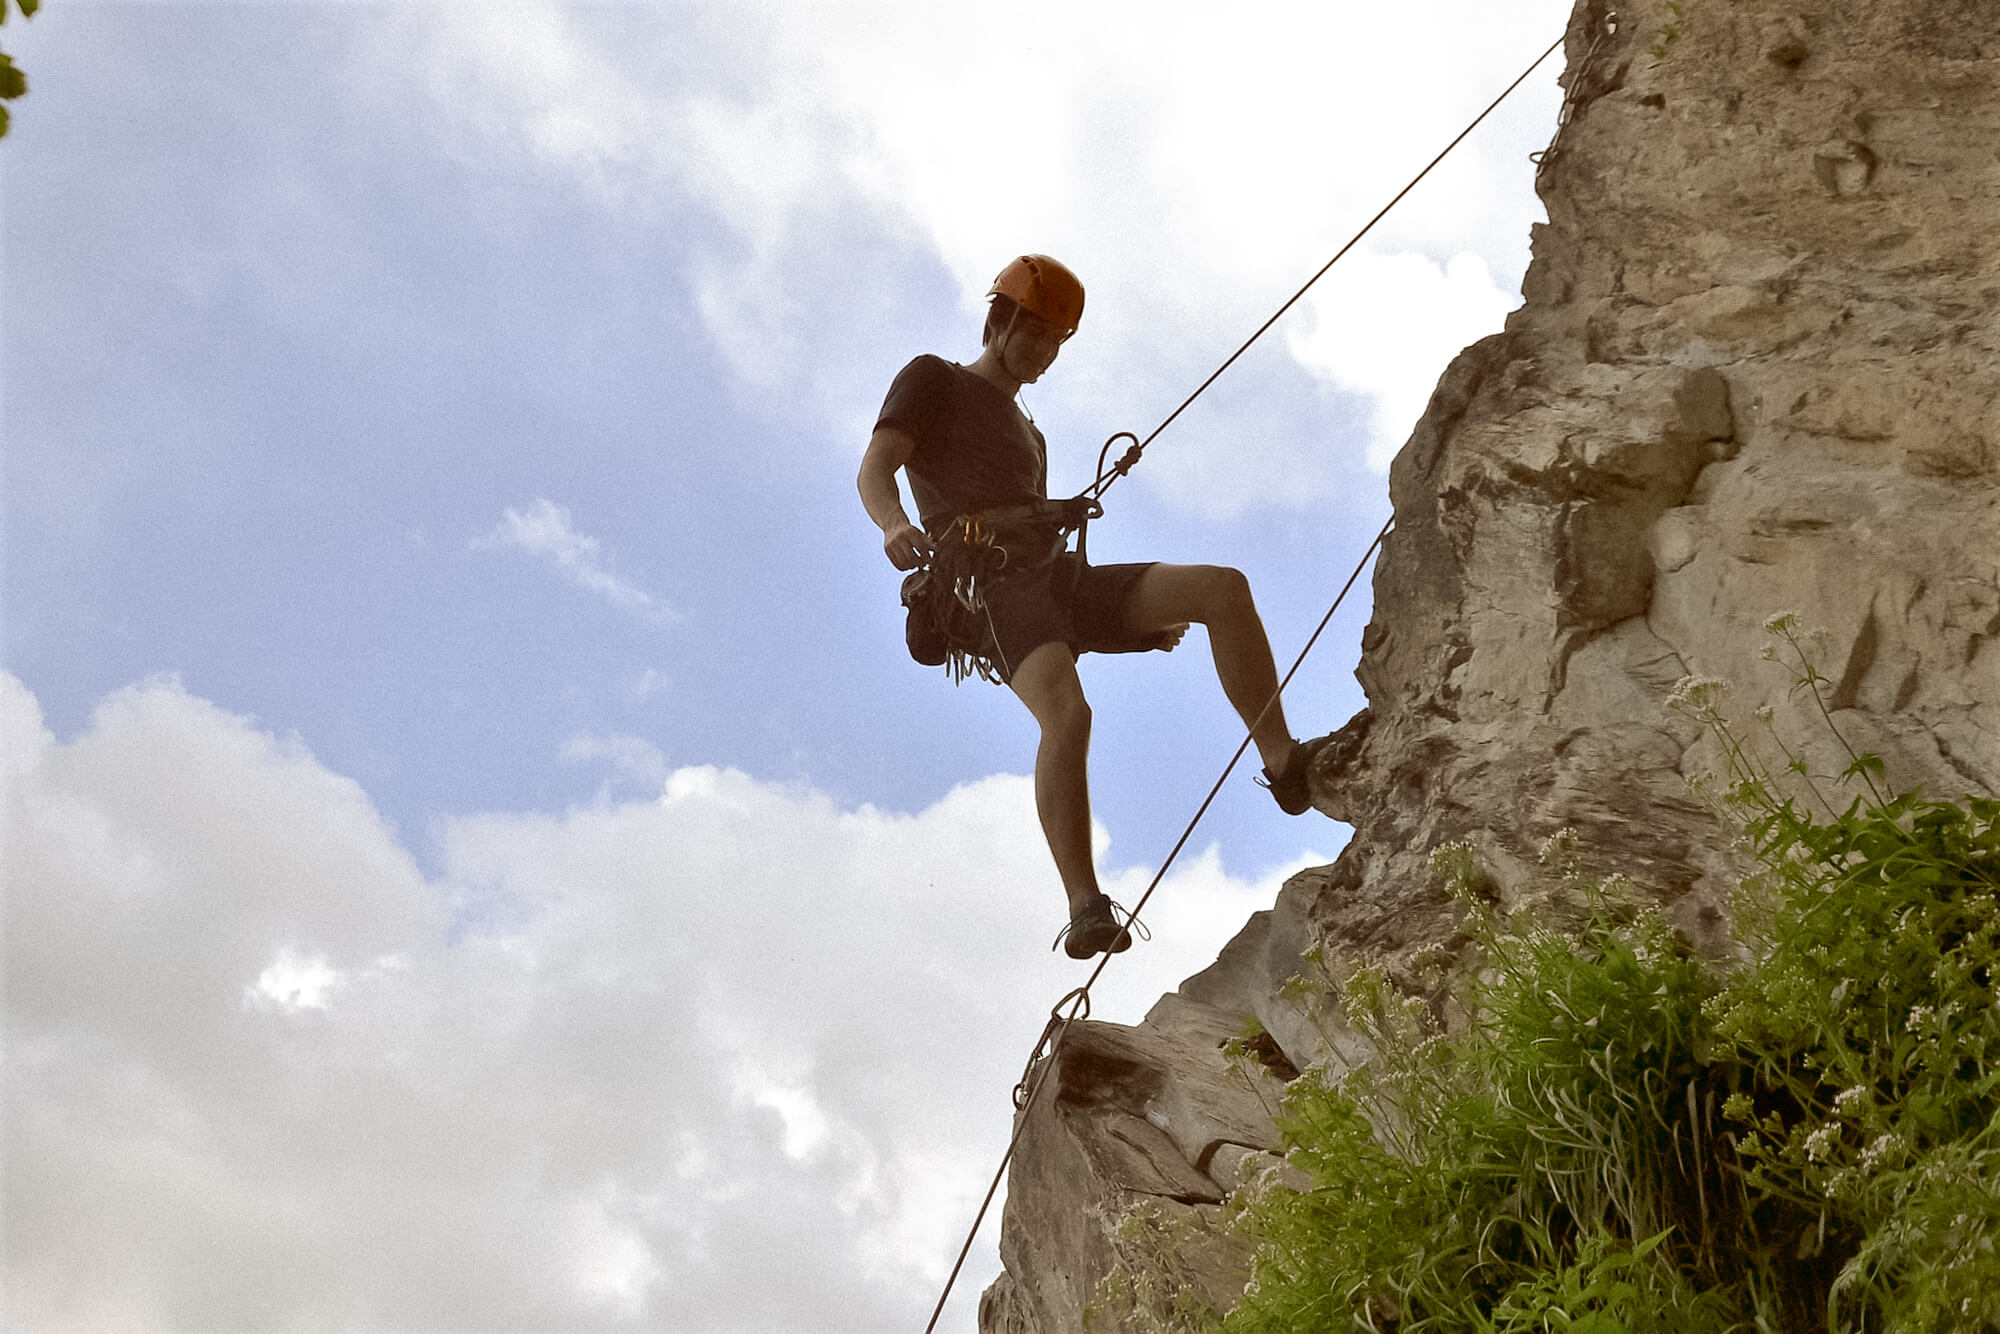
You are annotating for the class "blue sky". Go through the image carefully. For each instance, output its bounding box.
[4,3,1569,1328]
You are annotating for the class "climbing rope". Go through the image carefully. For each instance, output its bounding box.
[920,518,1390,1334]
[1075,28,1567,506]
[919,29,1572,1331]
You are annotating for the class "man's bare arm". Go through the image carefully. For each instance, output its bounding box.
[858,425,933,570]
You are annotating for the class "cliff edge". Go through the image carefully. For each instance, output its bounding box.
[983,1,1999,1327]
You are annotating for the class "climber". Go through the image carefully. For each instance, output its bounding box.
[857,253,1328,959]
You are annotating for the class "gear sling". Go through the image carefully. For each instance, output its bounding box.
[900,496,1100,685]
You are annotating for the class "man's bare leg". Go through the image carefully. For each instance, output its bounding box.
[1124,563,1296,774]
[1007,640,1101,913]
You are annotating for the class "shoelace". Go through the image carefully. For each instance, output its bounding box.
[1049,897,1151,953]
[1256,735,1331,801]
[1253,741,1300,796]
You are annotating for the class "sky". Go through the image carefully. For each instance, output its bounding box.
[2,2,1571,1329]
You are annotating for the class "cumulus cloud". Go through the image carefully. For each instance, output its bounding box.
[393,0,1571,511]
[561,733,672,790]
[476,498,672,623]
[3,673,1302,1331]
[1289,250,1520,469]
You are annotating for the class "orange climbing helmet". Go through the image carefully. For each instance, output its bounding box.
[987,254,1085,336]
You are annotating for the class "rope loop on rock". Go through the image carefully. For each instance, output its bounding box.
[1011,987,1091,1110]
[1531,8,1619,180]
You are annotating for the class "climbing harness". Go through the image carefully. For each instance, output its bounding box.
[900,496,1102,683]
[919,28,1570,1331]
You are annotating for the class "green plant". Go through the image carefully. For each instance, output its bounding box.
[1683,616,2000,1330]
[1651,2,1687,64]
[1103,613,2000,1332]
[0,0,39,139]
[1475,1228,1682,1334]
[1088,1199,1231,1334]
[1215,848,1737,1333]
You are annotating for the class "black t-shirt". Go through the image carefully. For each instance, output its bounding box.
[874,355,1047,532]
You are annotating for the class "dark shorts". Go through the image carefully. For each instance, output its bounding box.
[980,553,1160,683]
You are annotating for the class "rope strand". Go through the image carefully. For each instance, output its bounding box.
[921,28,1568,1329]
[1081,29,1565,504]
[921,517,1389,1334]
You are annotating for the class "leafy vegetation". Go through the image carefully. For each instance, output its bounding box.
[1,0,40,139]
[1651,2,1689,64]
[1101,616,2000,1331]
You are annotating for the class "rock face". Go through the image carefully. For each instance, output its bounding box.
[977,990,1294,1334]
[982,0,2000,1327]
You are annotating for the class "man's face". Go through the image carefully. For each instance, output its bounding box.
[1002,308,1072,382]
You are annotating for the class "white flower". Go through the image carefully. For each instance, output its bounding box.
[1833,1086,1869,1117]
[1409,942,1451,971]
[1666,676,1731,716]
[1763,611,1804,636]
[1806,1124,1841,1162]
[1859,1132,1907,1173]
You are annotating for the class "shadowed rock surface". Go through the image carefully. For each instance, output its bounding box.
[982,1,1999,1326]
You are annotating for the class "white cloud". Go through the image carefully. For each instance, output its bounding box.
[561,733,671,790]
[247,947,343,1012]
[4,672,1301,1331]
[394,1,1572,512]
[628,667,670,702]
[476,498,672,623]
[571,1200,664,1320]
[1289,250,1521,469]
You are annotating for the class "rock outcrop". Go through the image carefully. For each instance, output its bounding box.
[983,0,1999,1326]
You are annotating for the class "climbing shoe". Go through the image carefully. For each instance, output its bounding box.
[1053,894,1141,959]
[1261,736,1330,816]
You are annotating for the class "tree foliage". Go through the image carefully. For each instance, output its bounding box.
[1,0,41,140]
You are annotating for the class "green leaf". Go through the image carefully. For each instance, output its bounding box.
[0,54,22,101]
[1627,1227,1672,1261]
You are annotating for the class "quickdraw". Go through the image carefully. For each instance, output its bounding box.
[901,496,1102,685]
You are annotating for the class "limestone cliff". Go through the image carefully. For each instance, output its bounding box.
[982,1,1999,1328]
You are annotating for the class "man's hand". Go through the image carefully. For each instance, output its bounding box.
[883,521,933,571]
[1154,622,1189,652]
[859,425,931,570]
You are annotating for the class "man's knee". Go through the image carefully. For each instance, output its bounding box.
[1046,689,1091,743]
[1189,564,1254,619]
[1035,669,1092,740]
[1214,564,1253,602]
[1011,644,1092,738]
[1130,562,1252,629]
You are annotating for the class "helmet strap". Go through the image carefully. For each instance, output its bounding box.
[996,303,1027,381]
